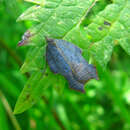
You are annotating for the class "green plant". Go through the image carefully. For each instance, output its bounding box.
[13,0,130,117]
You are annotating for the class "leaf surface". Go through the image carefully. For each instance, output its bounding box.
[14,0,130,114]
[14,71,49,114]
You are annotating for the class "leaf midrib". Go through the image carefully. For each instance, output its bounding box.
[38,0,96,40]
[63,0,97,39]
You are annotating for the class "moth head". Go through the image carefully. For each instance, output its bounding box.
[45,37,54,44]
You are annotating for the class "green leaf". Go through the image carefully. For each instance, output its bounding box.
[14,64,67,114]
[14,71,49,114]
[15,0,130,113]
[65,0,130,67]
[18,0,95,38]
[19,0,96,72]
[20,46,46,73]
[88,0,130,67]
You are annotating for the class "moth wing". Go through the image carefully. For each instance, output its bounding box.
[71,63,87,83]
[55,39,82,54]
[46,51,59,74]
[67,43,82,54]
[69,79,85,93]
[72,62,98,83]
[66,74,85,93]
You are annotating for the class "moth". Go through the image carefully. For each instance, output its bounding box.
[45,37,98,93]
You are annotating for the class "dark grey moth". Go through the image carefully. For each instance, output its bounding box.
[45,37,98,93]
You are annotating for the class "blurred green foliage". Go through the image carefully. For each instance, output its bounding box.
[0,0,130,130]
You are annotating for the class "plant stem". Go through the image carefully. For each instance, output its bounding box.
[0,90,21,130]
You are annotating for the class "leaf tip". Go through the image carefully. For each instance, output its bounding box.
[13,106,23,115]
[16,15,23,22]
[17,30,32,47]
